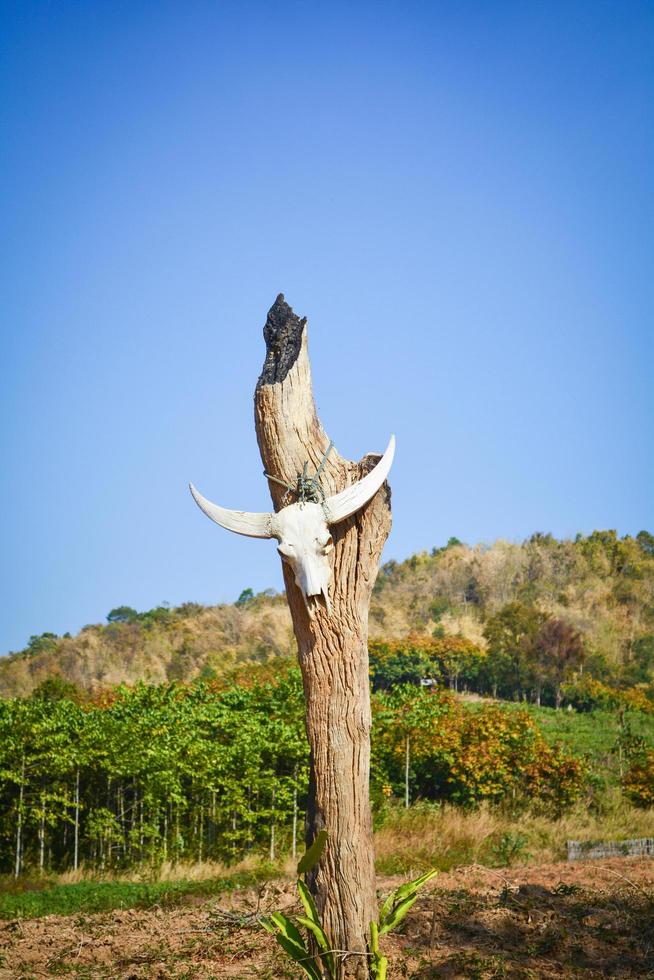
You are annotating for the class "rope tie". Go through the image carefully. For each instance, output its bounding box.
[264,441,334,505]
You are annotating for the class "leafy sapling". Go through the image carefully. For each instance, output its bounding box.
[260,830,334,980]
[260,829,437,979]
[370,868,438,977]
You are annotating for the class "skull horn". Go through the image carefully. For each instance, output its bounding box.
[324,435,395,524]
[189,483,276,539]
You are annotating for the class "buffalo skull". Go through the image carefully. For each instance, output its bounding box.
[190,436,395,616]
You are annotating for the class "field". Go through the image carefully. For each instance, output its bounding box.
[1,699,653,977]
[2,799,654,978]
[1,856,653,979]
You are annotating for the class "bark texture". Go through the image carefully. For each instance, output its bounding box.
[254,294,392,978]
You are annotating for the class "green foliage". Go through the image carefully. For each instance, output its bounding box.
[561,677,654,715]
[483,602,548,700]
[370,868,437,977]
[297,881,335,978]
[136,605,171,628]
[369,636,484,693]
[518,703,654,782]
[430,537,464,557]
[106,606,138,624]
[372,529,654,703]
[30,676,82,703]
[1,664,650,879]
[373,687,588,811]
[297,829,327,874]
[491,831,530,865]
[261,909,324,980]
[369,640,440,691]
[0,670,309,876]
[26,633,58,655]
[530,618,585,707]
[369,919,387,979]
[235,588,255,606]
[378,868,437,934]
[105,604,172,632]
[636,530,654,556]
[626,635,654,685]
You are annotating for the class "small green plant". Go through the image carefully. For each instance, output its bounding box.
[554,881,580,896]
[261,830,331,979]
[261,830,436,979]
[371,868,438,977]
[491,831,530,866]
[378,867,437,934]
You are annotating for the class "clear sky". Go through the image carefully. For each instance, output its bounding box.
[1,1,652,654]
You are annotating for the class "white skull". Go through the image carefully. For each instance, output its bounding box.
[190,436,394,617]
[274,502,335,615]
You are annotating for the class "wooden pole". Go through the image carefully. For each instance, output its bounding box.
[254,295,392,978]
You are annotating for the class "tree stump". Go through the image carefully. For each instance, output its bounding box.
[254,294,392,978]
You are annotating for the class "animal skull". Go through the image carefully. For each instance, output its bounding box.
[190,435,395,617]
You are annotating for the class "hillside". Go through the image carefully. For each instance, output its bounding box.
[1,529,652,697]
[0,596,295,697]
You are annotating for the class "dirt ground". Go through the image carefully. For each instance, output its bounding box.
[1,857,653,979]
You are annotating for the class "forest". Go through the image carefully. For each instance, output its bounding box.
[2,664,653,879]
[1,529,653,878]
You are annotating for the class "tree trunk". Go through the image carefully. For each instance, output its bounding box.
[292,765,298,861]
[39,792,46,871]
[73,769,80,872]
[269,785,276,862]
[119,783,126,861]
[14,755,25,879]
[405,734,411,809]
[254,295,392,977]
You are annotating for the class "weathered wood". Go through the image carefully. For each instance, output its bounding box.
[254,294,392,978]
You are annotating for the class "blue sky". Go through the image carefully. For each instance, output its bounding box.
[1,1,652,654]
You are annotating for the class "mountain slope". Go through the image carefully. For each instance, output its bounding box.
[2,529,652,697]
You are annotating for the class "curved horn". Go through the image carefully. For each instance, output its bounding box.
[189,484,275,539]
[323,435,395,524]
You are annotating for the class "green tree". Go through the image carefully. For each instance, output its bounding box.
[636,530,654,557]
[368,641,439,692]
[373,686,451,808]
[26,633,59,655]
[483,602,546,700]
[31,676,82,703]
[106,606,138,624]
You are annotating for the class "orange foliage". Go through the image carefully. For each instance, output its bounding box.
[623,750,654,807]
[373,688,587,811]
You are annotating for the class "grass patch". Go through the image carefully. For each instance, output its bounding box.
[521,706,653,756]
[0,866,276,920]
[374,798,654,875]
